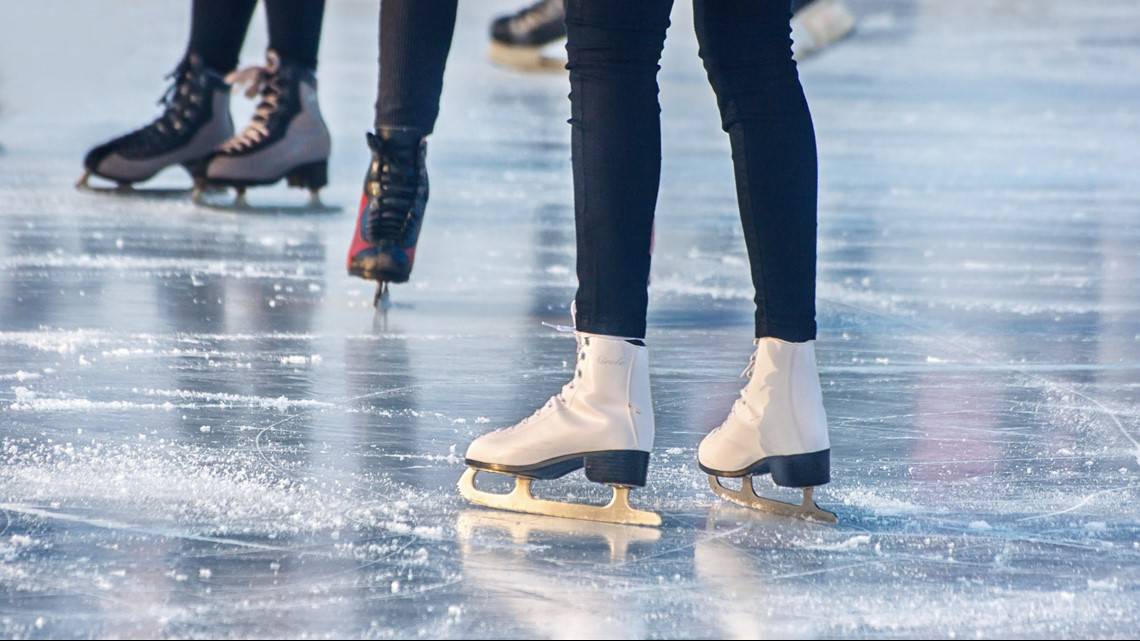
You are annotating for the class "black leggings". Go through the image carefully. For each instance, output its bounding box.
[374,0,458,134]
[569,0,818,342]
[187,0,325,73]
[367,1,816,340]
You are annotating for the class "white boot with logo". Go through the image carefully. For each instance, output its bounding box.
[460,331,659,526]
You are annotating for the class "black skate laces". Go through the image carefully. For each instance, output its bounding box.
[221,51,288,153]
[365,134,422,242]
[117,59,209,155]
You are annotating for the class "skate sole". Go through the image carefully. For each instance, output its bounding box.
[466,449,650,486]
[201,159,329,190]
[487,41,566,73]
[347,264,411,285]
[76,162,212,198]
[698,449,830,488]
[458,468,661,528]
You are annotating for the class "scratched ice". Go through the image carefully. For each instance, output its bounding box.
[1,0,1138,638]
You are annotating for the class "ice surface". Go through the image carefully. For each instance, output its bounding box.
[1,0,1138,638]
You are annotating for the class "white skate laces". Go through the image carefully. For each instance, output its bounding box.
[221,51,283,152]
[517,331,587,427]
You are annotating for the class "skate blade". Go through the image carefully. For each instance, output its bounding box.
[708,475,838,525]
[192,187,341,215]
[459,468,661,528]
[373,282,392,311]
[487,41,566,73]
[76,174,198,200]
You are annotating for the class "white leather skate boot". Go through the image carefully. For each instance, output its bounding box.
[460,332,659,526]
[699,338,837,523]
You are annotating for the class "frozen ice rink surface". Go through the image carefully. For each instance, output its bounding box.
[1,0,1139,638]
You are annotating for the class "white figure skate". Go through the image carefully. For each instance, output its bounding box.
[459,332,659,527]
[698,338,837,524]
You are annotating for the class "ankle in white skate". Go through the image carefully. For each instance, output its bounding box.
[698,338,838,524]
[459,332,660,527]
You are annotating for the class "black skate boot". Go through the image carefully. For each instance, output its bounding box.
[346,128,428,309]
[488,0,566,72]
[79,53,232,194]
[196,50,332,211]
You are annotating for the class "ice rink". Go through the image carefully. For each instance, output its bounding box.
[1,0,1138,638]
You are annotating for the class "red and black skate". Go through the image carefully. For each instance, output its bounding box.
[346,129,428,309]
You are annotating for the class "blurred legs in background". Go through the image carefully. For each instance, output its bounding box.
[485,0,856,73]
[80,0,330,210]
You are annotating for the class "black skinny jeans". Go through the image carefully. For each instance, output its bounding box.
[187,0,325,73]
[568,0,819,342]
[374,0,458,135]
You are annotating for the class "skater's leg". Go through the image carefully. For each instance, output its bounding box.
[264,0,326,70]
[458,1,670,526]
[694,0,818,342]
[347,0,458,301]
[188,0,258,74]
[375,0,459,135]
[693,1,835,522]
[566,0,673,339]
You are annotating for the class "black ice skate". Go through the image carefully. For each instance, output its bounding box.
[194,50,333,212]
[346,129,428,310]
[78,53,232,195]
[488,0,567,72]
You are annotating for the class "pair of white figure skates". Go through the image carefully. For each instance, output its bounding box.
[459,330,836,527]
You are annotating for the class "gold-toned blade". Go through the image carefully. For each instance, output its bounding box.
[458,468,661,528]
[487,42,567,73]
[707,475,838,525]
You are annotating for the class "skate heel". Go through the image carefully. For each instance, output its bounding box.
[286,160,329,190]
[767,449,831,488]
[584,450,650,487]
[181,158,210,180]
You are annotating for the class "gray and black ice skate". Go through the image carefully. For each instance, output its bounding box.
[78,53,232,196]
[488,0,567,72]
[195,50,333,211]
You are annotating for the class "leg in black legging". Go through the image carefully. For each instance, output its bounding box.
[695,0,818,342]
[375,0,459,134]
[265,0,326,70]
[187,0,258,73]
[565,0,673,339]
